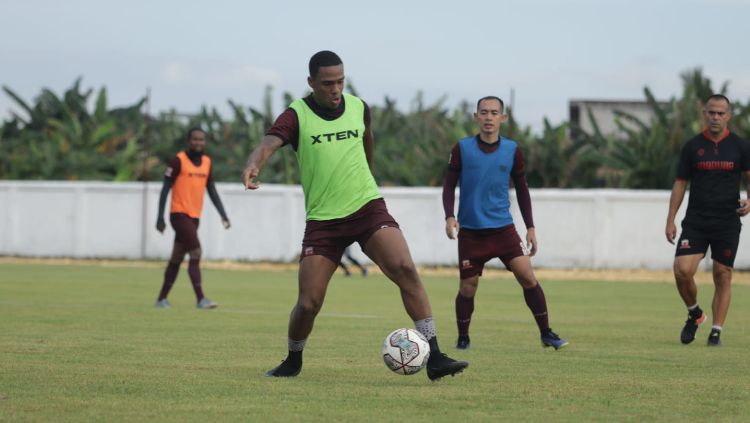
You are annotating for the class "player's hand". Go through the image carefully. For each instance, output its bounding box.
[156,218,166,233]
[526,227,538,257]
[222,219,231,229]
[665,221,677,244]
[445,217,459,239]
[737,199,749,217]
[242,166,260,190]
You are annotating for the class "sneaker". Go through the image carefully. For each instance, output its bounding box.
[154,299,171,308]
[456,335,471,350]
[541,329,569,350]
[680,312,706,344]
[707,328,722,347]
[196,297,218,309]
[426,353,469,381]
[265,359,302,377]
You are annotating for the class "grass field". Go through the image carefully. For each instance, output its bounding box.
[1,261,749,422]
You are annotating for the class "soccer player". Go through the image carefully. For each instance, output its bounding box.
[241,50,468,380]
[154,128,231,309]
[339,246,368,277]
[665,94,750,346]
[442,96,568,351]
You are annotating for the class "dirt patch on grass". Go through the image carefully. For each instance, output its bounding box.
[2,256,749,285]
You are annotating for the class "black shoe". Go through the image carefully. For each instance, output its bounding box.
[680,312,706,344]
[707,328,722,347]
[265,358,302,377]
[456,335,471,350]
[426,352,468,381]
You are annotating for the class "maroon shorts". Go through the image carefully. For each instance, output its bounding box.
[457,224,528,279]
[301,198,399,264]
[170,213,201,250]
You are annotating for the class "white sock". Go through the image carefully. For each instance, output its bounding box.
[414,317,437,341]
[687,304,699,311]
[711,325,722,332]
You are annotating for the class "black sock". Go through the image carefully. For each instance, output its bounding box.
[428,337,441,358]
[689,306,703,320]
[287,350,302,366]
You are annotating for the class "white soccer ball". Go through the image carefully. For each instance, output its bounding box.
[382,328,430,375]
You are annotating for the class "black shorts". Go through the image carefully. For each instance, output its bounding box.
[457,224,528,279]
[301,199,399,264]
[675,222,740,267]
[170,213,201,251]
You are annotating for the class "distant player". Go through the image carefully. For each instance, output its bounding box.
[242,50,468,380]
[154,128,231,309]
[442,96,568,350]
[665,94,750,346]
[339,246,368,277]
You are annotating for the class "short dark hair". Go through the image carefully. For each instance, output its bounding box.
[706,94,731,109]
[476,96,505,112]
[186,127,205,142]
[309,50,343,78]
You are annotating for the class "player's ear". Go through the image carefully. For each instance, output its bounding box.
[307,76,314,88]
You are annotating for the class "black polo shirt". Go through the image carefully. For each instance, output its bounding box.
[677,130,750,229]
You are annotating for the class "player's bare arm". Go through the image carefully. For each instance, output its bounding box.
[665,179,688,244]
[738,170,750,217]
[242,135,284,190]
[526,227,537,257]
[445,216,459,240]
[363,126,374,171]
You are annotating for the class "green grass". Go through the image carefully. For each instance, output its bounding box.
[1,262,749,422]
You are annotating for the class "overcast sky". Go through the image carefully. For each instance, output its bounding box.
[1,0,748,131]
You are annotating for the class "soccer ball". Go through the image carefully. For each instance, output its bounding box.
[381,328,430,375]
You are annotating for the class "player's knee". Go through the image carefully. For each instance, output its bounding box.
[385,259,418,280]
[459,284,477,297]
[460,277,478,290]
[296,298,323,316]
[517,276,537,289]
[188,248,202,261]
[673,263,693,281]
[713,264,733,285]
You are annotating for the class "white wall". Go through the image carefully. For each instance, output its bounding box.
[0,181,740,270]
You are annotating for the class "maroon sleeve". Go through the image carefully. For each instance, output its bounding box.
[265,108,299,150]
[511,147,534,228]
[442,144,461,219]
[164,156,181,181]
[363,101,371,129]
[362,101,373,168]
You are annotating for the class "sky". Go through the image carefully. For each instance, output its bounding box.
[1,0,749,132]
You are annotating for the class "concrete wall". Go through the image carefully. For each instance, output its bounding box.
[0,181,740,270]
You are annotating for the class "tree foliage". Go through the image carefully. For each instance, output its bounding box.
[3,69,750,188]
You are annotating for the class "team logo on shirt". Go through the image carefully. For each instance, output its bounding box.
[310,129,360,145]
[697,148,705,157]
[679,239,691,249]
[695,161,734,171]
